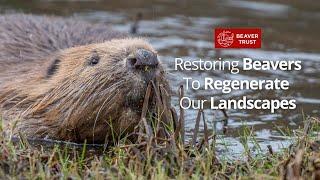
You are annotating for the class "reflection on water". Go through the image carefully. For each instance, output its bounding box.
[1,0,320,157]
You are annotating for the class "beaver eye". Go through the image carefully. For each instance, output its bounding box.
[88,54,100,66]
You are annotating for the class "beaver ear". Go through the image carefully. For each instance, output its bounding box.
[46,58,61,78]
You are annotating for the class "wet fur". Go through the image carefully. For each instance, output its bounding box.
[0,14,170,143]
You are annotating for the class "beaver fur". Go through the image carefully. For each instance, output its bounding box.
[0,14,170,143]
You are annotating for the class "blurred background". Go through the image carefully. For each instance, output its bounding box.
[1,0,320,157]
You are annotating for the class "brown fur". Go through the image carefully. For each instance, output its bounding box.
[0,14,170,143]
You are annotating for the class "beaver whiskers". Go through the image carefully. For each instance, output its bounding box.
[0,14,170,143]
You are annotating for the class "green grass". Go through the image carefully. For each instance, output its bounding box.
[1,116,320,179]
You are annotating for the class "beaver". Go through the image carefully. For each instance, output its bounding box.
[0,14,170,143]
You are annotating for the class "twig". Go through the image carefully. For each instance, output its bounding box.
[192,109,202,147]
[202,111,209,145]
[267,145,274,155]
[221,109,228,119]
[178,85,185,143]
[130,12,142,34]
[138,83,152,142]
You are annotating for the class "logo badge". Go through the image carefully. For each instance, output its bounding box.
[214,28,262,48]
[217,30,234,48]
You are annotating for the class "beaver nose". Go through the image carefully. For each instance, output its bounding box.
[127,49,158,69]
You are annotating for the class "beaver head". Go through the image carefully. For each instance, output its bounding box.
[10,38,169,143]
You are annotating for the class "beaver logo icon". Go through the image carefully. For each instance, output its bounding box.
[217,30,234,48]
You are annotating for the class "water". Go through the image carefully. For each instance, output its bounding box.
[1,0,320,157]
